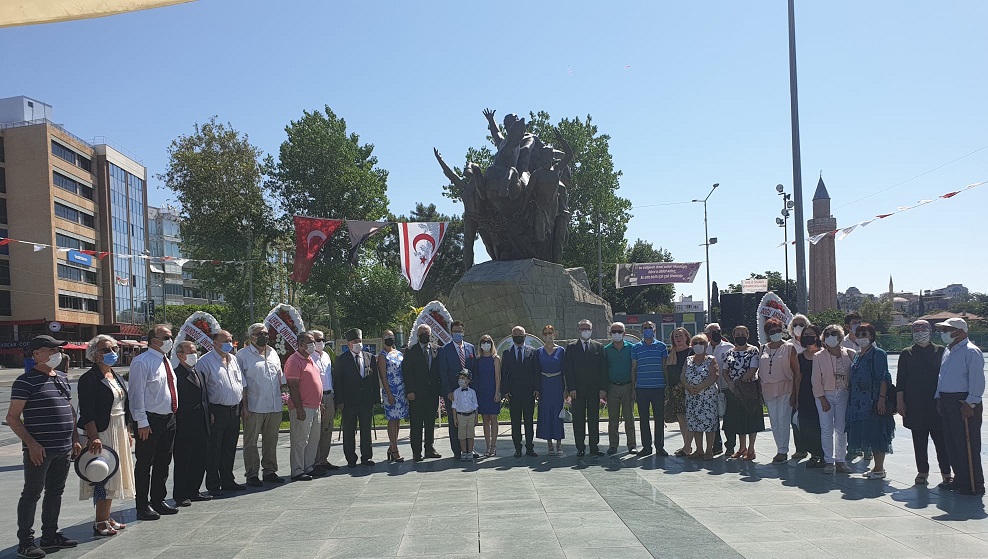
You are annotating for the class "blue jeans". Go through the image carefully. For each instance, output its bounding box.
[16,448,71,545]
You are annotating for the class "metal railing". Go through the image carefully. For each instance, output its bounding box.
[0,119,94,151]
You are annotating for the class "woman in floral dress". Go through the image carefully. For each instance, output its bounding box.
[377,329,409,463]
[684,334,721,460]
[722,326,764,461]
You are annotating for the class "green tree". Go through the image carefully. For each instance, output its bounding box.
[611,240,676,314]
[266,106,390,334]
[339,264,413,337]
[858,299,893,333]
[808,308,846,329]
[950,292,988,317]
[159,117,279,339]
[443,110,632,304]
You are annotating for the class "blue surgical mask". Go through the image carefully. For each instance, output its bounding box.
[452,332,464,343]
[221,342,234,353]
[103,352,118,366]
[643,328,654,339]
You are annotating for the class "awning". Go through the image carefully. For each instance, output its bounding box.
[0,0,193,28]
[63,343,87,350]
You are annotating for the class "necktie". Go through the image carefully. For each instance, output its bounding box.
[516,347,521,363]
[164,358,178,413]
[424,345,432,368]
[583,342,588,352]
[457,343,465,369]
[355,353,363,378]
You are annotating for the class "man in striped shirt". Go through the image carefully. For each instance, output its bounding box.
[632,321,670,457]
[6,336,81,558]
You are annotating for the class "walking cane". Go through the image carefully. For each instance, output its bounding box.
[963,413,976,494]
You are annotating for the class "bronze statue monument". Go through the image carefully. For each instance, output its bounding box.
[434,109,572,271]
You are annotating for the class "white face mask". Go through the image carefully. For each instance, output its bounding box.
[769,332,784,343]
[913,331,930,346]
[458,378,469,388]
[314,341,325,352]
[159,339,174,355]
[580,330,592,340]
[824,335,839,348]
[856,338,871,349]
[304,343,316,354]
[611,333,624,342]
[183,354,199,368]
[941,331,954,344]
[45,353,62,368]
[692,344,706,355]
[480,342,492,352]
[350,342,362,353]
[793,325,804,337]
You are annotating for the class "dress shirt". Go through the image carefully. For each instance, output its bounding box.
[197,349,244,406]
[936,338,986,404]
[129,348,177,428]
[236,344,284,414]
[312,351,333,392]
[603,342,633,384]
[452,386,478,413]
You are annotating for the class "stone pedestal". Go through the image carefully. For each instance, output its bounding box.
[446,259,613,340]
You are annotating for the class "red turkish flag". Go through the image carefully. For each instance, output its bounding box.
[291,216,344,283]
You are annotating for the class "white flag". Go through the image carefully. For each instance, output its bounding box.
[397,222,448,291]
[33,244,45,252]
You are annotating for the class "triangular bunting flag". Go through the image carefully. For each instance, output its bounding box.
[346,220,390,265]
[33,244,45,252]
[398,222,448,291]
[290,216,344,283]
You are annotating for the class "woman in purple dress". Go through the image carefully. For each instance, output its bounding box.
[536,325,567,456]
[474,334,502,457]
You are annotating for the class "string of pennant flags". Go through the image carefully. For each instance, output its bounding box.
[778,179,986,247]
[0,236,250,266]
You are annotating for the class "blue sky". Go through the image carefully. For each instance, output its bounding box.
[3,0,987,303]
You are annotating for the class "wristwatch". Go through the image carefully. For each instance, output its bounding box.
[967,402,977,409]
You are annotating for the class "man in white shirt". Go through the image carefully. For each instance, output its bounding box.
[236,323,285,487]
[841,312,863,351]
[130,324,180,520]
[310,329,340,473]
[704,323,733,455]
[197,330,245,495]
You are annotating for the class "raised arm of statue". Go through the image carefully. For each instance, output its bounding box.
[483,108,505,145]
[554,129,574,170]
[434,148,466,188]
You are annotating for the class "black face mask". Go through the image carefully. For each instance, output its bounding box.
[734,336,748,346]
[384,338,395,347]
[710,332,722,344]
[255,335,268,346]
[418,333,430,345]
[800,336,817,347]
[512,335,526,345]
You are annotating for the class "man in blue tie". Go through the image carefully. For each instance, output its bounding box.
[438,321,477,458]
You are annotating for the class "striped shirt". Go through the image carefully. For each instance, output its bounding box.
[632,340,669,389]
[10,369,75,452]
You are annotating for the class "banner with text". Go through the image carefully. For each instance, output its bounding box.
[615,262,702,288]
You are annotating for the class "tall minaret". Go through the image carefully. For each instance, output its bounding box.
[808,175,838,312]
[888,276,894,301]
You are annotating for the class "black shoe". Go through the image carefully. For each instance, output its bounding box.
[222,483,247,491]
[176,498,192,507]
[263,473,286,483]
[656,448,670,457]
[347,462,357,468]
[247,477,264,487]
[309,468,327,477]
[590,447,603,456]
[361,459,375,466]
[577,449,586,457]
[526,449,538,457]
[39,533,78,551]
[323,464,341,471]
[191,493,213,502]
[151,501,178,515]
[473,451,481,459]
[628,446,637,453]
[208,490,224,497]
[424,450,442,459]
[606,448,617,455]
[17,542,45,558]
[712,446,725,456]
[413,455,423,462]
[636,447,653,457]
[514,449,523,457]
[137,507,160,521]
[292,474,313,481]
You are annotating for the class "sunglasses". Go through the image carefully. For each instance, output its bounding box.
[611,330,624,334]
[100,347,119,354]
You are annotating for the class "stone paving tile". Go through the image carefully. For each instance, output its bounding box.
[729,540,834,559]
[893,533,988,559]
[807,535,932,559]
[397,534,478,556]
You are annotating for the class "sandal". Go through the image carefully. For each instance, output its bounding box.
[94,521,118,537]
[915,473,929,485]
[730,448,747,459]
[108,519,127,530]
[744,449,756,461]
[674,448,690,457]
[863,470,887,480]
[687,450,704,459]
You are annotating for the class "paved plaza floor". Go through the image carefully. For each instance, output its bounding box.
[0,416,987,559]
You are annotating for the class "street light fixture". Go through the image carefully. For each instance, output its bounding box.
[777,184,793,303]
[692,183,719,325]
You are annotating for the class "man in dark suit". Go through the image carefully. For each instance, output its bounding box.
[438,320,477,457]
[402,324,443,461]
[172,341,211,506]
[563,319,608,457]
[501,325,540,457]
[333,328,381,467]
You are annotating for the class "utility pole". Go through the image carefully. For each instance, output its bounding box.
[788,0,808,313]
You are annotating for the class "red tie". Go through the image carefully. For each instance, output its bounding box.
[164,358,178,413]
[458,344,465,369]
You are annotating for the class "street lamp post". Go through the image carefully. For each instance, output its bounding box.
[775,184,794,303]
[692,183,719,325]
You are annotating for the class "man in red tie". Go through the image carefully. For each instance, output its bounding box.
[129,324,180,520]
[439,321,477,457]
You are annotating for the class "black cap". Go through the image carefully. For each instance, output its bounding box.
[345,328,363,342]
[27,335,67,353]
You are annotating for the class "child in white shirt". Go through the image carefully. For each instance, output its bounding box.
[451,369,479,461]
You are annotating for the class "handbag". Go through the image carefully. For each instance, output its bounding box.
[559,406,573,423]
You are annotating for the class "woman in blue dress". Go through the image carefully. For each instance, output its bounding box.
[536,325,567,456]
[377,329,409,463]
[474,334,502,457]
[846,322,895,479]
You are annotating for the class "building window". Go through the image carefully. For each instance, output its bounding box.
[0,228,7,256]
[0,167,6,193]
[165,283,184,296]
[0,136,5,163]
[52,171,93,200]
[0,290,10,316]
[57,263,97,285]
[0,198,6,225]
[55,233,95,252]
[51,140,91,172]
[0,260,9,285]
[54,202,94,228]
[58,293,98,312]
